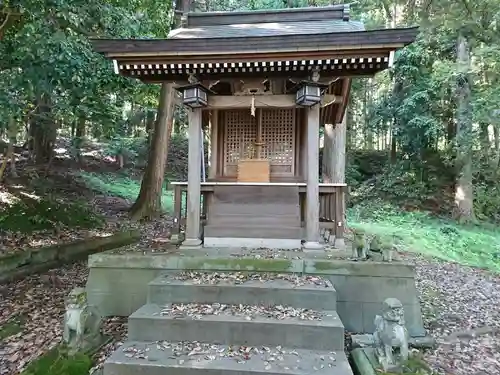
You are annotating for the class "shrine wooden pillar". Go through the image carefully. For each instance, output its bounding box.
[181,107,203,248]
[208,109,219,179]
[303,104,323,250]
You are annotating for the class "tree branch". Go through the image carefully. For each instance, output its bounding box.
[0,11,11,34]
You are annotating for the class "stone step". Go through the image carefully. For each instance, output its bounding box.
[148,274,336,310]
[104,341,353,375]
[203,225,303,239]
[128,304,344,351]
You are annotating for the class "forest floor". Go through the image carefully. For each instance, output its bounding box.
[1,144,500,374]
[0,143,175,256]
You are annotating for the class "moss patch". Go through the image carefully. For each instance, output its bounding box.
[21,346,92,375]
[0,194,103,233]
[352,348,434,375]
[313,261,339,271]
[0,252,32,271]
[0,315,25,341]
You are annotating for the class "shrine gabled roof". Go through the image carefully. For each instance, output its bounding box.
[167,5,364,40]
[167,19,365,40]
[91,4,418,57]
[90,4,418,88]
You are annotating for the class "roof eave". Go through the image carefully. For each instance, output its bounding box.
[90,27,419,58]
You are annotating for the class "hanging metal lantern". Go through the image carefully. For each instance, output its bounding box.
[175,83,210,108]
[295,81,328,107]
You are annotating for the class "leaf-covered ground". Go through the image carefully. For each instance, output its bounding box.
[410,255,500,375]
[1,157,500,374]
[1,253,499,375]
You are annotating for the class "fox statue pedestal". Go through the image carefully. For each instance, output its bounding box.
[351,298,412,374]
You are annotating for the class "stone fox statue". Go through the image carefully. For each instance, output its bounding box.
[63,288,102,352]
[351,229,368,260]
[373,297,409,371]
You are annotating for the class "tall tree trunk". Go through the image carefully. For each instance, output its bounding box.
[0,117,18,180]
[74,116,85,163]
[130,0,186,219]
[454,33,476,223]
[389,77,402,163]
[493,124,500,169]
[129,83,175,220]
[322,124,334,183]
[331,114,347,183]
[29,96,55,164]
[363,79,371,149]
[446,118,456,144]
[478,122,490,164]
[322,113,347,184]
[146,109,156,145]
[346,105,354,151]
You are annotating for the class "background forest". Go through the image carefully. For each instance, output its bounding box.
[1,0,500,262]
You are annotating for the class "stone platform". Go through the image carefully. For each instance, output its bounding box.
[86,247,425,336]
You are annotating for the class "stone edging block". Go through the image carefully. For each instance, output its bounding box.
[0,230,140,283]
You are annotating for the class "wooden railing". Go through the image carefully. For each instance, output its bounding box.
[170,182,346,241]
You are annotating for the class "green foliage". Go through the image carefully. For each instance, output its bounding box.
[78,171,174,212]
[0,0,172,142]
[348,202,500,272]
[166,134,208,181]
[21,347,92,375]
[0,195,103,233]
[103,136,145,161]
[167,134,190,181]
[474,180,500,222]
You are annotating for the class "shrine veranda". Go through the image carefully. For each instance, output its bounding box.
[88,3,424,344]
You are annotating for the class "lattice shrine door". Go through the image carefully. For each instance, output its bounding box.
[222,108,296,178]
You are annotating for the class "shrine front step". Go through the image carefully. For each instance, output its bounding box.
[209,185,301,218]
[203,225,303,239]
[104,342,353,375]
[208,213,301,227]
[209,203,300,217]
[147,275,337,310]
[128,304,344,351]
[212,185,300,205]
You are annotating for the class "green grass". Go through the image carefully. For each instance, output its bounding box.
[348,202,500,272]
[21,347,92,375]
[79,171,174,212]
[0,194,104,233]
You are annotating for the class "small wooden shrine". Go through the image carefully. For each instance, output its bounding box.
[92,5,417,250]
